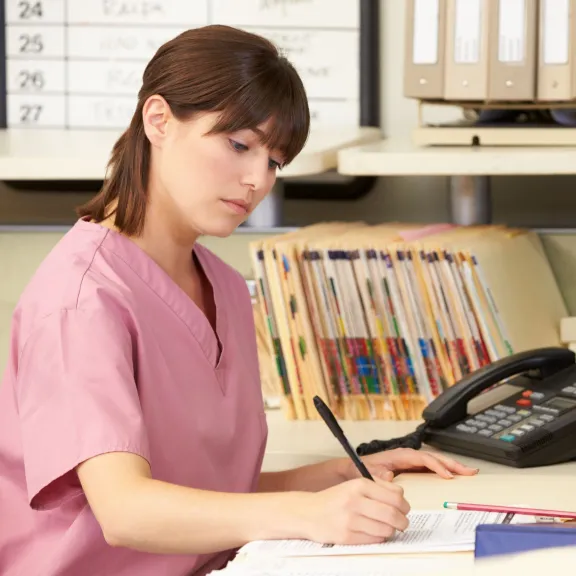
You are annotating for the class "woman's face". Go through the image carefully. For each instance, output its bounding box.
[145,99,285,239]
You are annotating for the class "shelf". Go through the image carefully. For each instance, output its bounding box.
[337,138,576,226]
[0,126,381,181]
[338,138,576,176]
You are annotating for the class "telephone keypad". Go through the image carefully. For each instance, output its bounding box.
[456,424,477,433]
[458,400,560,442]
[476,415,497,424]
[455,390,573,443]
[485,409,507,418]
[495,405,516,414]
[466,419,487,429]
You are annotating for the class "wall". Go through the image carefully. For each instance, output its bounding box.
[3,0,576,371]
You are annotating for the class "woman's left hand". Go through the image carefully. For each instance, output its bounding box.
[340,448,479,482]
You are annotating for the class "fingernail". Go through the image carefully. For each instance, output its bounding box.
[445,469,454,478]
[472,468,480,474]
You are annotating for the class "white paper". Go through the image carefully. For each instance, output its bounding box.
[454,0,482,64]
[238,510,535,557]
[207,553,473,575]
[498,0,526,63]
[413,0,440,65]
[542,0,570,64]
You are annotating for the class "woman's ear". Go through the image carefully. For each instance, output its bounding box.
[142,94,171,148]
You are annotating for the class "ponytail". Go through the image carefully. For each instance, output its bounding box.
[76,104,150,237]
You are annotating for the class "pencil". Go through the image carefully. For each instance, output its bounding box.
[444,501,576,520]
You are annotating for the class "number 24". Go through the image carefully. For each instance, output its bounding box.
[18,1,43,19]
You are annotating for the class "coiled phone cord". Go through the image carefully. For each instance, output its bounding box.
[356,422,431,456]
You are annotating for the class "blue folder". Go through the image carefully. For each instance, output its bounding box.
[475,523,576,558]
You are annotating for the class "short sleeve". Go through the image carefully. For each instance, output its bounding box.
[15,308,150,511]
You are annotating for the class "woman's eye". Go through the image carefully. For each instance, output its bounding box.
[229,139,248,152]
[269,159,282,170]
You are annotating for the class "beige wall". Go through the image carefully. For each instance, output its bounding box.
[3,1,576,371]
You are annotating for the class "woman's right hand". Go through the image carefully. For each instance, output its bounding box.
[300,477,410,546]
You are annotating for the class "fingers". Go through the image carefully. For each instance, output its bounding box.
[364,478,411,516]
[373,468,395,482]
[418,453,457,479]
[391,448,480,478]
[357,496,410,533]
[431,454,479,476]
[349,514,399,541]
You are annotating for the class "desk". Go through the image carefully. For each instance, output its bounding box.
[0,126,380,228]
[241,409,576,575]
[337,138,576,226]
[262,409,576,477]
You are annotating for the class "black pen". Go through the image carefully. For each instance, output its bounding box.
[313,395,374,481]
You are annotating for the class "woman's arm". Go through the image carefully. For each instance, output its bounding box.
[77,451,411,554]
[77,452,308,555]
[257,459,348,493]
[257,449,480,493]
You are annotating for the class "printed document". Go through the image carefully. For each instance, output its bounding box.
[237,509,534,557]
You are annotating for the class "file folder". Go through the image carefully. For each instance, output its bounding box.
[475,523,576,559]
[404,0,447,99]
[487,0,538,101]
[537,0,576,100]
[444,0,490,100]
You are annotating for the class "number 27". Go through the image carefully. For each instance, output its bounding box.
[19,104,42,123]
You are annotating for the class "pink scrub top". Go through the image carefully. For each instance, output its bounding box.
[0,218,268,576]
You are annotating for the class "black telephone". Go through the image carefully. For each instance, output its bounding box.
[357,347,576,468]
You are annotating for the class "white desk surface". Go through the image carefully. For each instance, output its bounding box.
[247,409,576,575]
[337,138,576,176]
[0,126,381,181]
[262,409,576,477]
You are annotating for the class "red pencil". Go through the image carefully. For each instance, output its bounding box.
[443,501,576,520]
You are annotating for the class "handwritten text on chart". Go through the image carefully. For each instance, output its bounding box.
[4,0,361,127]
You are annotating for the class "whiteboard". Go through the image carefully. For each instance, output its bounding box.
[2,0,371,130]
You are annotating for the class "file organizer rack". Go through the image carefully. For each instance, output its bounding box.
[413,99,576,148]
[404,0,576,148]
[250,222,567,421]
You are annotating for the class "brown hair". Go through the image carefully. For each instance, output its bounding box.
[77,25,310,236]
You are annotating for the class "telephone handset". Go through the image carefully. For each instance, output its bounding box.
[357,347,576,468]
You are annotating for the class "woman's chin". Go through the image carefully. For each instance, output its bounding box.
[200,220,243,239]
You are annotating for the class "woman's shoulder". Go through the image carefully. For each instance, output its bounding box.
[14,223,132,337]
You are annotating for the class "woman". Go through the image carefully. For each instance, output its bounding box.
[0,25,477,576]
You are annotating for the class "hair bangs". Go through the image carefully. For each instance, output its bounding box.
[210,60,310,166]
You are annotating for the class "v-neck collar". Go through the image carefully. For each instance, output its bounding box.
[76,219,228,374]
